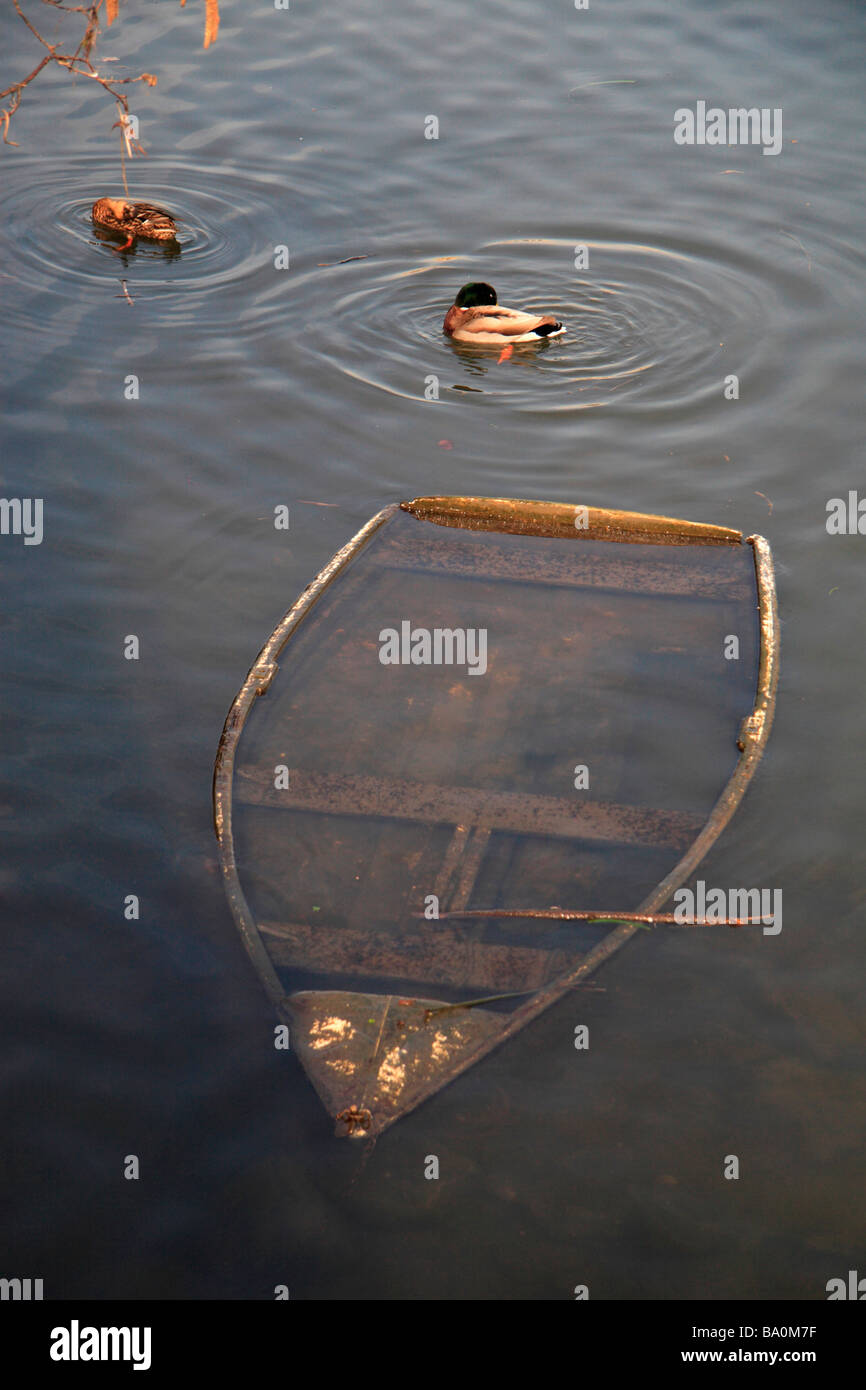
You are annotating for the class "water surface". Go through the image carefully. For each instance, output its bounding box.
[2,0,865,1299]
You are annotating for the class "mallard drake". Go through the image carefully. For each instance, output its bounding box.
[443,282,564,345]
[91,198,178,250]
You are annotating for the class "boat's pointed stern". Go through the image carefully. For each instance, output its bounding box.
[282,989,506,1138]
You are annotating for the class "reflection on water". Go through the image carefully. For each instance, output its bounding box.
[1,0,865,1299]
[91,222,183,262]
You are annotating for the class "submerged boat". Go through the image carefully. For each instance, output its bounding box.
[213,496,779,1138]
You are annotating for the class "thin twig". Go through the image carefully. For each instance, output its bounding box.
[754,490,774,516]
[778,229,812,274]
[2,0,155,144]
[427,907,770,928]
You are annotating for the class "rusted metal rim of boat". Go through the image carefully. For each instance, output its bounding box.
[213,497,779,1132]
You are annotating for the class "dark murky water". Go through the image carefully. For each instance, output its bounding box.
[2,0,865,1298]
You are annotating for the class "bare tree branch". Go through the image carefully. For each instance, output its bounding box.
[1,0,219,149]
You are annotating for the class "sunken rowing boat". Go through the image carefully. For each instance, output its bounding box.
[213,496,779,1138]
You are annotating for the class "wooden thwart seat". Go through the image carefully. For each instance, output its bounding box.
[235,766,702,850]
[260,920,582,993]
[376,531,753,600]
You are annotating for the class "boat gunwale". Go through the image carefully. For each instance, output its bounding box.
[401,495,744,545]
[212,498,779,1132]
[212,503,399,1005]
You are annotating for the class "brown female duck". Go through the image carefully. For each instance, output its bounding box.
[92,198,178,251]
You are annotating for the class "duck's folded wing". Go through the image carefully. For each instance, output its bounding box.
[131,203,176,229]
[132,202,172,218]
[465,306,556,336]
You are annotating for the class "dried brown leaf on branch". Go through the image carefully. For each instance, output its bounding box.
[106,0,118,26]
[179,0,220,49]
[203,0,220,50]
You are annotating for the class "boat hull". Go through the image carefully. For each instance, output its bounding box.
[214,497,779,1137]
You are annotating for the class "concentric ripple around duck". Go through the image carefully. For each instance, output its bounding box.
[285,233,809,419]
[0,152,332,348]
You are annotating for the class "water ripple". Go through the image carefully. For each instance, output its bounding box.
[284,232,817,419]
[0,152,330,347]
